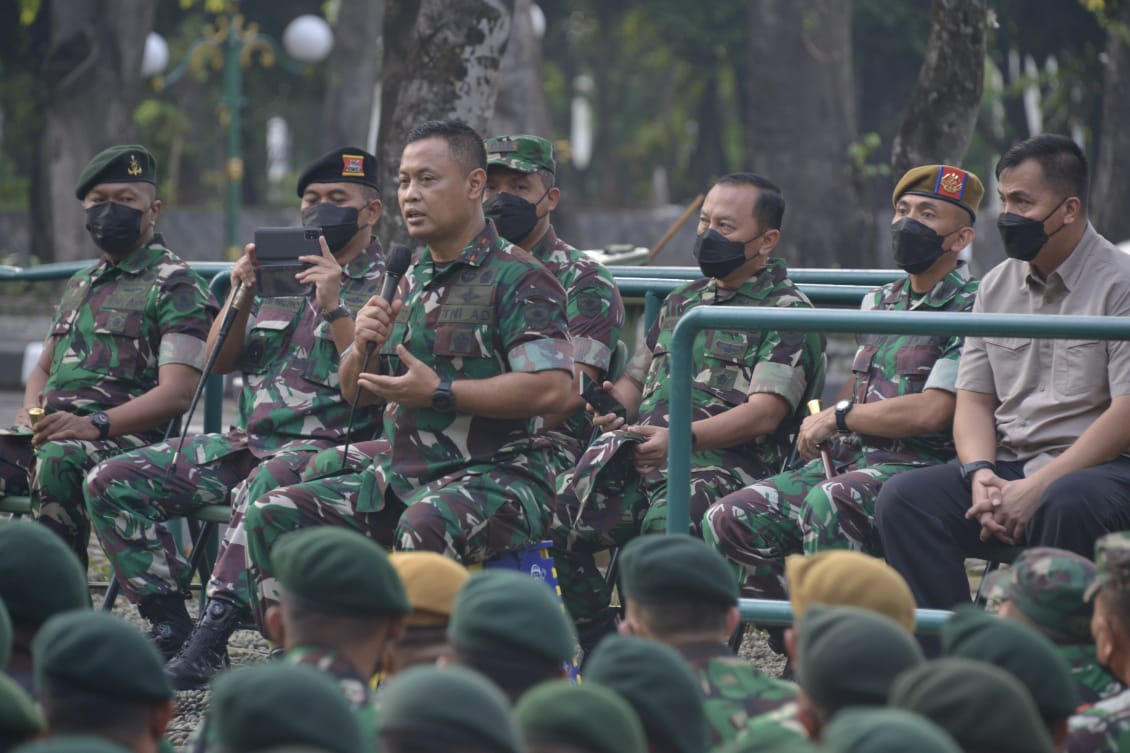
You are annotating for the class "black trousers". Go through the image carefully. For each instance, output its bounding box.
[875,457,1130,608]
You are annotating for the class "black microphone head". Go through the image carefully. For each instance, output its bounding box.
[387,244,413,276]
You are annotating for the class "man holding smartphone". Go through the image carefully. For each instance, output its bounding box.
[85,147,387,686]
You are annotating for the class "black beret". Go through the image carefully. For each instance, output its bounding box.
[211,664,364,753]
[11,736,133,753]
[74,145,157,200]
[32,611,172,701]
[296,146,379,197]
[272,526,410,616]
[0,672,43,738]
[514,680,646,753]
[0,521,89,623]
[619,534,737,606]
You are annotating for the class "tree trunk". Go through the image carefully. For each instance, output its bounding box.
[488,0,550,138]
[890,0,986,177]
[746,0,857,267]
[32,0,154,263]
[377,0,514,250]
[321,1,384,152]
[1092,1,1130,244]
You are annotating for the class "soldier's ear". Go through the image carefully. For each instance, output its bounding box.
[265,605,286,646]
[784,626,797,664]
[467,167,487,202]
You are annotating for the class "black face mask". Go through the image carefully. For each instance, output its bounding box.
[694,228,758,280]
[890,217,960,275]
[483,189,549,245]
[85,201,147,256]
[301,203,362,253]
[997,197,1068,262]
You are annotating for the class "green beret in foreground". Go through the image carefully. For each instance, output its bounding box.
[891,164,984,221]
[32,611,172,701]
[0,672,44,738]
[795,605,923,713]
[0,595,11,670]
[889,657,1054,753]
[785,551,915,631]
[619,533,737,606]
[485,135,556,175]
[12,737,132,753]
[212,663,363,753]
[272,526,410,616]
[823,708,961,753]
[1086,530,1130,601]
[515,680,646,753]
[377,664,521,753]
[985,546,1095,642]
[584,635,707,753]
[74,144,157,200]
[450,570,576,663]
[718,727,816,753]
[296,146,378,197]
[0,521,89,623]
[389,551,469,626]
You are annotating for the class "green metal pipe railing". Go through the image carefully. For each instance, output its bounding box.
[614,266,903,287]
[739,598,953,633]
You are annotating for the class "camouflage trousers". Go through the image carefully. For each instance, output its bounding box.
[299,440,387,479]
[702,455,923,599]
[244,449,555,630]
[85,432,331,605]
[0,433,146,569]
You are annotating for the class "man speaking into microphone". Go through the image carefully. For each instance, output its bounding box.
[242,119,573,633]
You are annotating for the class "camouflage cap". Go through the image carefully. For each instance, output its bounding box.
[485,135,556,175]
[892,164,984,222]
[296,146,379,197]
[515,680,647,753]
[985,547,1095,642]
[0,672,43,739]
[74,145,158,200]
[823,708,961,753]
[786,551,915,632]
[12,737,133,753]
[0,520,90,623]
[388,551,470,626]
[619,533,738,607]
[1086,531,1130,601]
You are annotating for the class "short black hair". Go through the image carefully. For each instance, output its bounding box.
[713,172,786,230]
[282,591,394,647]
[996,134,1088,209]
[405,119,487,175]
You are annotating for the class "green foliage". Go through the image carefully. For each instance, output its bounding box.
[848,132,890,178]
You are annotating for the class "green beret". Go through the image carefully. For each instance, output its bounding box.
[619,533,737,607]
[1087,531,1130,600]
[584,635,707,753]
[485,135,556,175]
[889,657,1054,753]
[296,146,379,197]
[74,145,157,200]
[377,665,521,753]
[986,546,1095,642]
[795,605,923,714]
[32,611,172,701]
[0,521,89,623]
[12,736,133,753]
[940,604,1078,719]
[0,672,43,739]
[272,526,410,616]
[211,663,364,753]
[718,726,816,753]
[822,708,961,753]
[450,570,576,663]
[892,164,984,222]
[515,680,646,753]
[0,596,11,670]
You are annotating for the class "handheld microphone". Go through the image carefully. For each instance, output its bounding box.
[366,244,413,358]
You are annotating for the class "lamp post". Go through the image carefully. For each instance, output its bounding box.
[142,11,333,259]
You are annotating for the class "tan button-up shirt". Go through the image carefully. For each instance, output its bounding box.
[956,223,1130,472]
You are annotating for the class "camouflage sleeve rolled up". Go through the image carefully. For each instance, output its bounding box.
[749,315,819,413]
[156,268,218,370]
[498,259,574,375]
[566,263,623,372]
[1065,688,1130,753]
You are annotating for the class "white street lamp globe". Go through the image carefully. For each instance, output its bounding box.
[141,32,169,77]
[283,15,334,64]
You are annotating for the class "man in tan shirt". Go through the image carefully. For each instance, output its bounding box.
[876,134,1130,610]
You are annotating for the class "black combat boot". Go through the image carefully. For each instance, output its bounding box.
[164,597,246,690]
[137,592,193,661]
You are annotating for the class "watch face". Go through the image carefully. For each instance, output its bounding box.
[835,400,851,412]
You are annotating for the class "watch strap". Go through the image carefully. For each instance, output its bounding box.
[323,304,351,323]
[960,460,997,488]
[835,403,852,433]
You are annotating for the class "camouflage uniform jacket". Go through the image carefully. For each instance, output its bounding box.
[733,700,809,749]
[370,222,572,506]
[1062,644,1127,706]
[839,264,978,465]
[287,645,379,752]
[678,641,798,746]
[42,235,214,443]
[531,224,624,454]
[234,240,385,458]
[1066,686,1130,753]
[623,257,823,472]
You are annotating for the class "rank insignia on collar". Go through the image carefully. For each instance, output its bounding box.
[935,167,967,200]
[127,154,142,176]
[341,154,365,177]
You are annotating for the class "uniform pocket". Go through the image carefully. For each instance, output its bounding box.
[1055,339,1106,396]
[434,324,490,359]
[896,344,943,394]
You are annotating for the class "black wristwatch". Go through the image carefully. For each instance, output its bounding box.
[834,399,854,433]
[90,411,111,440]
[959,460,997,490]
[323,304,351,323]
[431,378,455,413]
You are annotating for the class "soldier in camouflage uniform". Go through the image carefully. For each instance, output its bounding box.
[704,164,982,602]
[552,173,823,637]
[242,120,573,632]
[0,145,214,570]
[85,147,387,679]
[988,546,1125,705]
[617,534,796,746]
[1064,532,1130,753]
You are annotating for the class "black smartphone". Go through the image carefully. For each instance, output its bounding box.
[253,227,320,298]
[579,371,624,416]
